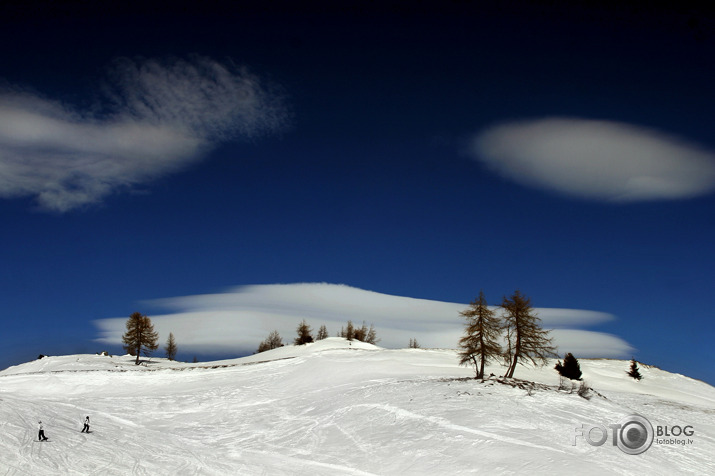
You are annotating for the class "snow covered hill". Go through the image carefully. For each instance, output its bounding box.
[1,338,713,475]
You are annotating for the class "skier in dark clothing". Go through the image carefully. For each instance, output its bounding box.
[38,421,48,441]
[81,416,90,433]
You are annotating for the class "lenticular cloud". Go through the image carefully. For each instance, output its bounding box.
[93,282,632,358]
[0,56,287,212]
[471,118,715,202]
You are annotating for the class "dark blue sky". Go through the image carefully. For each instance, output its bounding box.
[1,2,713,383]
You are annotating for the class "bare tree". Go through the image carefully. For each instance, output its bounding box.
[409,338,420,349]
[165,332,178,361]
[457,291,502,379]
[354,321,368,342]
[501,290,557,378]
[365,323,379,345]
[340,320,355,341]
[122,312,159,365]
[316,325,329,340]
[257,330,283,353]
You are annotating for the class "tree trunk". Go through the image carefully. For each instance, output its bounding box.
[506,332,520,378]
[478,333,485,379]
[505,354,519,378]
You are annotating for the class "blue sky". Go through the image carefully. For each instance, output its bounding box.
[1,2,713,384]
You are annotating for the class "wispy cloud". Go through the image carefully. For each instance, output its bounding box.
[471,118,715,202]
[93,283,632,358]
[0,56,287,211]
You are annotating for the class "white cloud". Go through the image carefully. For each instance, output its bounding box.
[549,329,632,357]
[471,118,715,202]
[0,56,286,211]
[93,283,632,358]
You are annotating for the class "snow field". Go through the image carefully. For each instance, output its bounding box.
[1,339,714,475]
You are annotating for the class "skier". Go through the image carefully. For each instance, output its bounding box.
[81,416,90,433]
[38,421,48,441]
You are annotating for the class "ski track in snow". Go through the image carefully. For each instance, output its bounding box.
[1,340,714,475]
[351,403,567,453]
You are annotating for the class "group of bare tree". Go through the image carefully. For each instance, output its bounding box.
[256,320,379,354]
[121,312,177,365]
[457,290,557,380]
[337,320,378,344]
[257,330,284,353]
[256,321,321,354]
[123,304,643,386]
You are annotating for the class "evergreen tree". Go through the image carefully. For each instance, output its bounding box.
[257,330,283,353]
[121,312,159,365]
[294,320,314,345]
[409,338,420,349]
[554,352,582,380]
[316,325,329,340]
[457,291,502,379]
[627,358,643,380]
[501,290,557,379]
[165,332,178,361]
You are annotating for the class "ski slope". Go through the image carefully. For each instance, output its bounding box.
[1,338,714,475]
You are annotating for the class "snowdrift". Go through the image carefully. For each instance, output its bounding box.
[1,338,713,475]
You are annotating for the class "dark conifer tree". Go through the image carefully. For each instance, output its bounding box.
[457,291,502,379]
[554,352,582,380]
[501,290,557,379]
[294,320,314,345]
[627,358,643,380]
[122,312,159,365]
[316,325,329,340]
